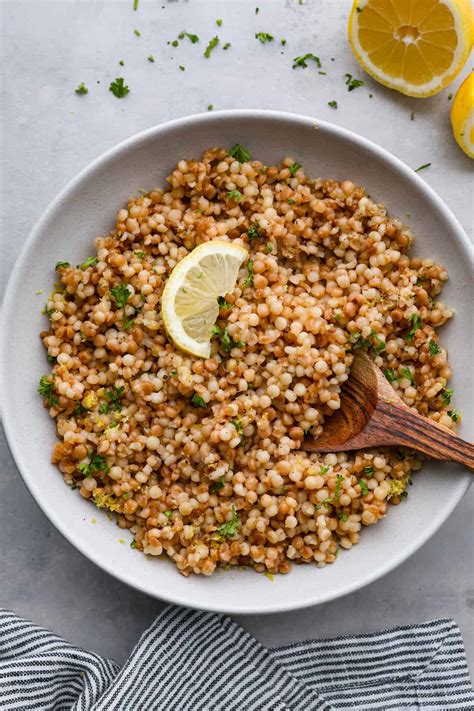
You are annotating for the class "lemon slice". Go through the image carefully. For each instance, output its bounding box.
[348,0,474,97]
[451,72,474,158]
[161,240,248,358]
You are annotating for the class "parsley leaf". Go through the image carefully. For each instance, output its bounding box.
[134,29,141,37]
[216,18,222,27]
[79,450,109,477]
[204,35,219,58]
[328,100,338,108]
[217,296,232,310]
[191,393,207,408]
[288,162,302,175]
[217,505,239,539]
[441,388,453,407]
[220,328,244,353]
[383,369,397,383]
[227,189,242,201]
[448,408,459,422]
[110,283,131,310]
[414,162,431,173]
[229,144,252,162]
[333,474,344,500]
[164,510,173,519]
[178,30,199,43]
[319,465,330,474]
[255,32,274,43]
[211,476,225,492]
[292,53,321,69]
[223,42,231,50]
[344,73,364,91]
[109,77,130,98]
[207,104,214,111]
[38,375,58,406]
[104,385,125,412]
[243,259,254,287]
[406,313,422,340]
[55,261,70,270]
[358,479,369,495]
[429,339,442,357]
[247,222,260,240]
[339,512,348,522]
[80,256,98,269]
[400,367,415,385]
[147,55,155,62]
[75,82,88,95]
[364,466,374,475]
[232,418,244,435]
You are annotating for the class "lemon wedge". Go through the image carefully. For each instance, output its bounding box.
[161,240,248,358]
[348,0,474,97]
[451,72,474,158]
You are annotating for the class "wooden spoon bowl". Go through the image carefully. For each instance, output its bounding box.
[302,350,474,471]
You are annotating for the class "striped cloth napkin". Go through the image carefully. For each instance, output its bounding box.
[0,606,472,710]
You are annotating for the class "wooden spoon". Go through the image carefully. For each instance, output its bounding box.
[302,350,474,470]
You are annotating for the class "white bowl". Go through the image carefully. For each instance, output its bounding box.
[1,110,472,614]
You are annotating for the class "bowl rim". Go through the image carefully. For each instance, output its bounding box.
[1,109,472,614]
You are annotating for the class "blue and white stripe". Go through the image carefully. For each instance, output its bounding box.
[0,607,472,710]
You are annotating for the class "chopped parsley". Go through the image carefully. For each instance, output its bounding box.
[364,466,374,475]
[179,65,185,71]
[232,418,244,435]
[204,35,219,58]
[134,29,141,37]
[448,92,453,100]
[229,144,252,162]
[103,385,125,412]
[164,510,173,519]
[319,465,329,474]
[110,283,131,309]
[217,296,232,310]
[288,162,302,175]
[344,73,364,91]
[448,408,459,422]
[339,512,348,522]
[227,189,242,201]
[147,55,155,62]
[211,477,225,492]
[414,162,431,173]
[109,77,129,98]
[207,104,214,111]
[216,18,222,26]
[75,82,88,95]
[287,198,295,204]
[80,256,98,269]
[133,0,138,9]
[292,53,321,69]
[255,6,259,13]
[55,261,70,270]
[178,30,199,43]
[119,60,125,66]
[400,367,415,385]
[243,259,254,287]
[247,222,260,240]
[134,251,146,258]
[281,39,287,46]
[410,111,415,121]
[191,393,207,408]
[223,42,231,50]
[383,368,397,383]
[130,540,137,548]
[406,313,422,340]
[79,450,109,477]
[255,32,274,43]
[358,479,369,495]
[328,100,338,108]
[441,388,453,407]
[170,39,179,47]
[38,375,58,406]
[217,505,239,539]
[74,403,87,417]
[265,244,273,253]
[429,339,442,357]
[219,327,244,353]
[333,474,344,500]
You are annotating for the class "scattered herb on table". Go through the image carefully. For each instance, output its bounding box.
[79,450,109,477]
[414,163,431,172]
[147,55,155,62]
[119,60,125,66]
[38,375,58,406]
[109,77,129,98]
[328,100,338,108]
[133,0,138,9]
[134,29,141,37]
[281,39,286,46]
[75,82,88,95]
[229,144,252,162]
[178,31,199,43]
[130,540,137,548]
[204,35,219,58]
[448,92,453,100]
[110,283,131,310]
[179,65,185,71]
[216,18,222,26]
[344,73,364,91]
[255,32,274,43]
[429,339,442,357]
[255,6,259,13]
[191,393,207,408]
[292,53,321,69]
[207,104,214,111]
[223,42,231,50]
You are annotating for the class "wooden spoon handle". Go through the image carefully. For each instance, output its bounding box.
[378,401,474,470]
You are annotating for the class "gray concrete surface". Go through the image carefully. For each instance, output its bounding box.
[1,0,473,669]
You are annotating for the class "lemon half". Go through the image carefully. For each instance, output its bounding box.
[161,240,248,358]
[348,0,473,97]
[451,72,474,158]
